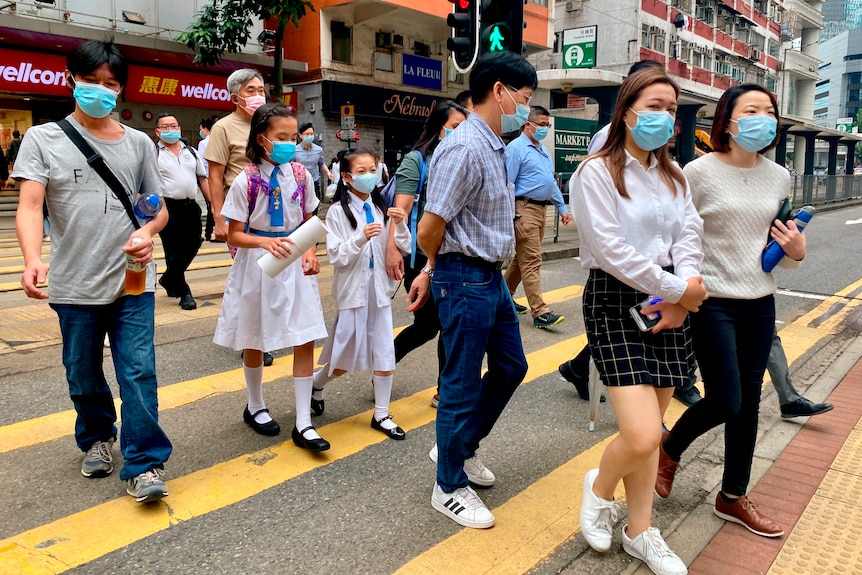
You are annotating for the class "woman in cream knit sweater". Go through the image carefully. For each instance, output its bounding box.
[656,84,807,539]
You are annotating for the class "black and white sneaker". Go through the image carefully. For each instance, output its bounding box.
[126,468,168,503]
[431,483,495,529]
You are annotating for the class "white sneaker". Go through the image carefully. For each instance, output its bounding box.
[431,483,495,529]
[579,468,619,552]
[429,444,496,487]
[622,525,688,575]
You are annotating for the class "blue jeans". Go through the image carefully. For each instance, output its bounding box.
[432,259,528,492]
[664,295,774,496]
[51,294,172,480]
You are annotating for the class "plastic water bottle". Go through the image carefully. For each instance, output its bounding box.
[124,237,146,295]
[133,193,162,223]
[761,205,814,272]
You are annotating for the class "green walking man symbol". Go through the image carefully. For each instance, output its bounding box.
[488,25,505,52]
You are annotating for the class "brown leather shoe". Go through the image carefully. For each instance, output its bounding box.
[713,494,784,538]
[654,439,678,499]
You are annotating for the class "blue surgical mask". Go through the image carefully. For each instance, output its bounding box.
[72,80,118,119]
[302,135,315,144]
[199,130,206,139]
[731,115,777,153]
[263,137,296,164]
[627,109,675,151]
[533,126,549,141]
[349,173,378,194]
[500,87,530,133]
[443,128,453,138]
[159,130,181,144]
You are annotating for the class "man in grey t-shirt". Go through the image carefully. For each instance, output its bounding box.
[14,40,172,503]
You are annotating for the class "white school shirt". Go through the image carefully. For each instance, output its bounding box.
[325,193,411,310]
[572,151,703,303]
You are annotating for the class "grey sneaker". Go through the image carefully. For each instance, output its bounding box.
[429,444,496,487]
[126,468,168,503]
[81,439,114,478]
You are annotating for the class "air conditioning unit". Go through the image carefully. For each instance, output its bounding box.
[706,0,716,8]
[776,61,783,71]
[671,34,681,42]
[773,10,782,23]
[566,1,582,12]
[751,48,762,60]
[649,25,661,34]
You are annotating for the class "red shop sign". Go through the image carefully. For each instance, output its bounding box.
[125,64,235,111]
[0,48,69,97]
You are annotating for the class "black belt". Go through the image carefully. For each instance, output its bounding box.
[518,197,551,206]
[438,253,504,270]
[164,197,197,204]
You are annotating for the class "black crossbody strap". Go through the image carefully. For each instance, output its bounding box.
[57,118,140,229]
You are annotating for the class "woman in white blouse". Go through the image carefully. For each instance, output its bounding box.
[572,66,707,575]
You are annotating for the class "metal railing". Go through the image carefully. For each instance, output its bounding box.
[789,175,862,206]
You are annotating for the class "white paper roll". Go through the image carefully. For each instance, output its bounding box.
[256,216,329,279]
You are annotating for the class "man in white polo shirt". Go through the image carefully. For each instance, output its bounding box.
[155,112,210,310]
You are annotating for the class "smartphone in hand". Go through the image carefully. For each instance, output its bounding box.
[629,296,662,332]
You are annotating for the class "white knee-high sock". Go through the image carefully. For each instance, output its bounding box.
[294,375,320,439]
[312,365,337,400]
[372,374,397,430]
[244,364,271,424]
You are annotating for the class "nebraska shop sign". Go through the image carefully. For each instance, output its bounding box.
[1,47,236,110]
[324,81,439,122]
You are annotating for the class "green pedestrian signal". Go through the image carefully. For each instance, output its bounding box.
[482,22,511,52]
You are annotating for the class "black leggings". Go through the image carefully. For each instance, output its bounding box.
[394,254,445,386]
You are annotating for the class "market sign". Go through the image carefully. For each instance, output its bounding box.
[125,65,236,111]
[402,54,444,91]
[0,48,69,97]
[554,116,599,177]
[836,117,853,133]
[563,26,597,69]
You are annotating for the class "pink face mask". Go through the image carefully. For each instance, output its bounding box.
[239,94,266,115]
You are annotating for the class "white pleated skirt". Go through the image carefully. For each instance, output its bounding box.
[318,272,395,373]
[214,246,328,351]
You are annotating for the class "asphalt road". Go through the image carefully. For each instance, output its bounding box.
[1,203,861,575]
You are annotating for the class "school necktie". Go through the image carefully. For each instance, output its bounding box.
[268,166,283,227]
[363,202,374,268]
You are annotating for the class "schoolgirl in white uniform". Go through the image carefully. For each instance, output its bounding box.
[312,147,412,440]
[213,103,330,451]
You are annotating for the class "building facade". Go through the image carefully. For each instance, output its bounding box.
[281,0,553,172]
[0,0,305,205]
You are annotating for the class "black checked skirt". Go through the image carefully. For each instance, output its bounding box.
[583,268,694,388]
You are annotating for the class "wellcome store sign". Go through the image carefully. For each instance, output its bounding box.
[1,48,238,111]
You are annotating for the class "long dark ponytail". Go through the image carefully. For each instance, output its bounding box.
[331,147,388,230]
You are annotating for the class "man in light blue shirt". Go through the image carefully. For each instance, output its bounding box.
[505,106,571,328]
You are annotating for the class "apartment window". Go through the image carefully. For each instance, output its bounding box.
[695,2,714,24]
[766,76,776,93]
[767,39,779,59]
[641,25,651,48]
[528,0,547,6]
[331,21,352,63]
[654,33,666,54]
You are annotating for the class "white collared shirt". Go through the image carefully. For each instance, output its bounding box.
[571,151,703,303]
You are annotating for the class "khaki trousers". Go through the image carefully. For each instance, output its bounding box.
[504,201,549,318]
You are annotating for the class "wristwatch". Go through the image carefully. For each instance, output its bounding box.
[421,265,434,278]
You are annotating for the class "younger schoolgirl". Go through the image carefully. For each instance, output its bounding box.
[213,103,330,451]
[311,147,412,440]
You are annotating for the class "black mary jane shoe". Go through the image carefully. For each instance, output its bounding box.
[243,406,281,436]
[371,415,406,440]
[292,425,331,451]
[311,388,325,416]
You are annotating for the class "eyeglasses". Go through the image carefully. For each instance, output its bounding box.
[506,85,533,106]
[158,124,180,130]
